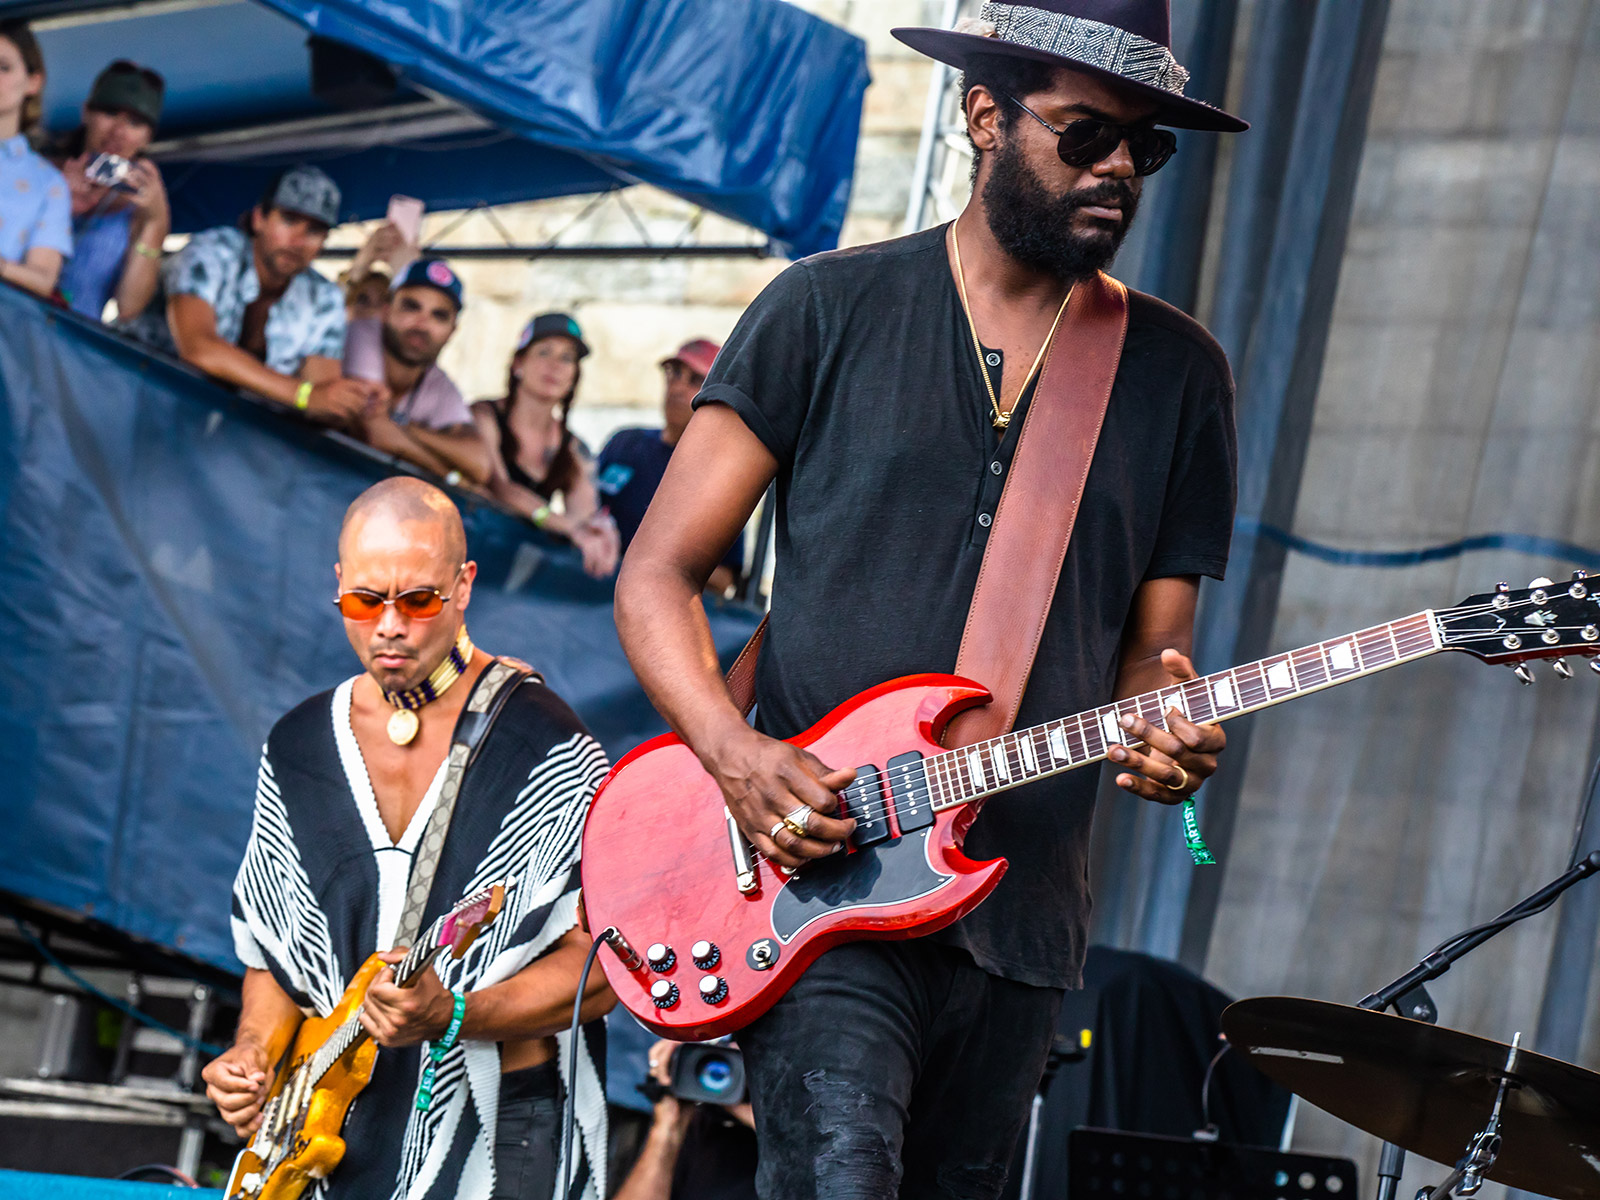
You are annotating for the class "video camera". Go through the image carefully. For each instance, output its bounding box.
[639,1042,747,1106]
[85,153,135,192]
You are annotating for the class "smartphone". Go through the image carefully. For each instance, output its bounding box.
[386,195,424,250]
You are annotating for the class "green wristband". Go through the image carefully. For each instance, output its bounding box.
[294,380,313,411]
[415,991,467,1112]
[1182,798,1216,866]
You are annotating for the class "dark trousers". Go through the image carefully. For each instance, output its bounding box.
[739,940,1065,1200]
[494,1061,565,1200]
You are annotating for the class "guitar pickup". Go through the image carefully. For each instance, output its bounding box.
[888,752,933,832]
[843,767,893,847]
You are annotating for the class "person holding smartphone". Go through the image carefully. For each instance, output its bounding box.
[51,59,169,320]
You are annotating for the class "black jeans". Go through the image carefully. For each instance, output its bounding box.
[494,1061,564,1200]
[739,940,1065,1200]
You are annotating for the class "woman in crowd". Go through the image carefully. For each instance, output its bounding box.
[0,21,70,299]
[474,312,620,578]
[52,59,168,320]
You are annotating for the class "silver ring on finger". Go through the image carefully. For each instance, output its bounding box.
[769,819,789,841]
[781,805,812,839]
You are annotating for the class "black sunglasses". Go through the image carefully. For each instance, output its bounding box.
[1002,94,1177,177]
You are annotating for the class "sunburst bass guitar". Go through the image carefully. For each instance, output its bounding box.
[224,884,505,1200]
[583,577,1600,1041]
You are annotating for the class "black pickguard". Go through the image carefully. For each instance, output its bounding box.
[770,829,953,943]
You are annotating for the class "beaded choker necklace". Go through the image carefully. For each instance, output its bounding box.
[382,627,474,745]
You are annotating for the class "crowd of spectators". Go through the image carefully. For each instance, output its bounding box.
[0,17,736,586]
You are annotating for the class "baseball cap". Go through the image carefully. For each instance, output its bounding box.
[87,60,164,128]
[661,338,720,378]
[516,312,590,359]
[395,257,463,311]
[261,165,341,228]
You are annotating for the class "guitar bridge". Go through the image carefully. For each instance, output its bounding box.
[727,811,758,893]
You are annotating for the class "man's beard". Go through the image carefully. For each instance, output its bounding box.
[981,133,1140,282]
[382,322,440,369]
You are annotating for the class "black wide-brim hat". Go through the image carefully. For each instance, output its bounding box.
[893,0,1248,133]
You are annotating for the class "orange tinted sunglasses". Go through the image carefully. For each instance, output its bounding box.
[335,568,463,621]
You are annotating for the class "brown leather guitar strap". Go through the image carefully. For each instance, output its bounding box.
[941,270,1128,748]
[724,272,1128,740]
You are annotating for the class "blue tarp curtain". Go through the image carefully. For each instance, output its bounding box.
[11,0,869,258]
[0,285,763,970]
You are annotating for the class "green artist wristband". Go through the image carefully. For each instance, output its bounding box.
[416,991,467,1112]
[1182,798,1216,866]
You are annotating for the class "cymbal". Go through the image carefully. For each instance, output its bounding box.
[1222,997,1600,1200]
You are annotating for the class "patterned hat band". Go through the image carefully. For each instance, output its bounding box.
[963,2,1191,96]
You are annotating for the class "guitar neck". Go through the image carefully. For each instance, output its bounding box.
[928,611,1443,809]
[309,936,446,1084]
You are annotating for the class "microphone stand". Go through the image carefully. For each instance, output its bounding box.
[1355,850,1600,1200]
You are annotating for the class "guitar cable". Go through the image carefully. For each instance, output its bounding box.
[558,930,610,1200]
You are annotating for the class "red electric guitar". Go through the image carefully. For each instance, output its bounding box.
[582,577,1600,1040]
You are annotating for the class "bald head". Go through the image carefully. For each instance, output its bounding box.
[339,477,466,566]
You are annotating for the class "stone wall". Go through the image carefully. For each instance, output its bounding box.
[321,0,944,450]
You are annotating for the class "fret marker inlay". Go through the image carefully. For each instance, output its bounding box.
[1019,736,1037,773]
[1330,642,1356,671]
[1102,712,1122,747]
[967,750,985,789]
[1266,662,1292,691]
[1213,678,1237,709]
[1048,728,1069,762]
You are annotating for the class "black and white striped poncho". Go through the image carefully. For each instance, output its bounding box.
[231,675,610,1200]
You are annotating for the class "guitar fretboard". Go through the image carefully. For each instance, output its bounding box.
[928,612,1442,809]
[307,937,440,1085]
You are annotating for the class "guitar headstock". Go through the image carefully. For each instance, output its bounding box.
[1439,573,1600,679]
[437,883,506,960]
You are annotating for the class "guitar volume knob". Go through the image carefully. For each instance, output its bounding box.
[646,943,675,972]
[691,941,721,970]
[650,979,680,1009]
[698,975,728,1004]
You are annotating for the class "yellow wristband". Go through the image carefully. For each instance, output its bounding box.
[531,504,552,528]
[294,380,313,411]
[132,242,162,261]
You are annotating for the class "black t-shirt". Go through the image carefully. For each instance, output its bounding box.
[694,224,1237,989]
[598,427,745,570]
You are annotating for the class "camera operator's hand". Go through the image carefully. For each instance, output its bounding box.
[646,1042,695,1138]
[125,159,170,232]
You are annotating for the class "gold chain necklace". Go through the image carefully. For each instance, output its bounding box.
[950,222,1073,430]
[381,626,474,745]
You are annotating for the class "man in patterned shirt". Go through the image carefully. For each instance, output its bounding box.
[123,164,376,426]
[202,478,614,1200]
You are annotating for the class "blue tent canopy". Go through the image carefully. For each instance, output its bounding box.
[7,0,869,257]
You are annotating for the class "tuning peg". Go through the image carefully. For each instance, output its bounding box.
[1573,570,1589,580]
[1513,664,1536,685]
[1554,660,1575,679]
[1590,658,1600,676]
[1496,582,1512,593]
[1530,577,1555,587]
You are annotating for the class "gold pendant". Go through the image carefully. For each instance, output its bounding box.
[993,410,1011,430]
[387,708,420,746]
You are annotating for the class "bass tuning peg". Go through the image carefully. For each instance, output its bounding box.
[1554,660,1574,679]
[1590,658,1600,676]
[1529,576,1555,588]
[1513,664,1536,685]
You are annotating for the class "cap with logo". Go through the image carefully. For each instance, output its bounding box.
[516,312,590,359]
[396,257,464,311]
[660,338,720,379]
[87,60,164,128]
[264,165,342,228]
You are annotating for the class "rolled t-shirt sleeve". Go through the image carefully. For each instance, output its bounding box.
[692,261,819,464]
[32,173,73,258]
[1144,379,1238,583]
